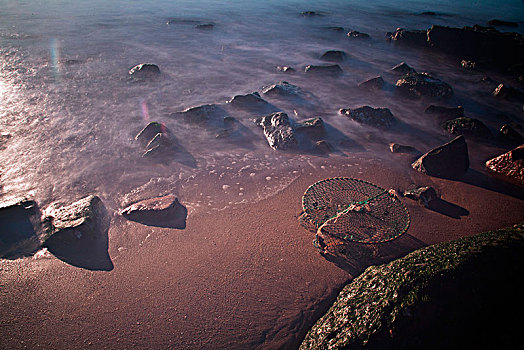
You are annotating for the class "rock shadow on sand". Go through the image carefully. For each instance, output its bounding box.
[427,198,469,219]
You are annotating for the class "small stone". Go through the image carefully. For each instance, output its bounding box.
[255,112,297,150]
[497,124,524,146]
[276,66,295,73]
[261,81,302,97]
[295,117,325,137]
[492,84,524,102]
[389,143,418,154]
[227,92,269,107]
[305,64,343,75]
[128,64,160,80]
[339,106,396,128]
[403,186,439,207]
[391,62,416,75]
[347,31,370,39]
[171,104,227,124]
[135,122,167,147]
[195,23,214,30]
[461,60,476,69]
[358,76,384,90]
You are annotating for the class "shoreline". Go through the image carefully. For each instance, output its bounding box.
[2,154,524,349]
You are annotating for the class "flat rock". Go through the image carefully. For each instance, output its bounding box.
[358,76,384,90]
[441,117,492,139]
[304,64,343,75]
[255,112,297,150]
[485,144,524,186]
[391,62,416,74]
[424,105,464,120]
[128,63,160,80]
[42,195,110,241]
[347,30,370,39]
[396,72,453,99]
[261,81,303,97]
[0,199,41,258]
[339,106,396,128]
[320,50,347,62]
[120,195,186,228]
[497,124,524,146]
[412,135,469,179]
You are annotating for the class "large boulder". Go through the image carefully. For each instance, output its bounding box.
[412,135,469,179]
[255,112,297,150]
[485,144,524,186]
[339,106,396,128]
[120,195,186,228]
[396,72,453,99]
[128,63,160,81]
[0,199,41,258]
[441,117,492,139]
[41,195,110,241]
[300,224,524,349]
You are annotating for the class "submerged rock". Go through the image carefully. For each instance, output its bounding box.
[358,76,384,90]
[441,117,492,139]
[424,105,464,120]
[135,122,174,157]
[0,199,41,258]
[485,145,524,186]
[412,135,469,179]
[388,28,428,46]
[42,196,110,241]
[171,104,227,124]
[300,11,324,17]
[320,50,347,62]
[487,19,518,27]
[347,30,370,39]
[261,81,302,97]
[295,117,325,137]
[396,72,453,99]
[492,83,524,102]
[391,62,416,75]
[403,186,439,207]
[255,112,297,150]
[339,106,396,128]
[276,66,295,73]
[389,143,418,154]
[195,23,214,30]
[227,92,270,108]
[304,64,343,75]
[120,195,186,228]
[300,224,524,349]
[128,63,160,80]
[497,124,524,146]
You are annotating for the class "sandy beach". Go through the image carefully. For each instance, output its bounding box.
[2,151,523,349]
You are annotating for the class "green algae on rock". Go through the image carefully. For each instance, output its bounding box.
[300,223,524,349]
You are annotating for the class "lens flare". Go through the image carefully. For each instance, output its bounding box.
[50,38,61,82]
[140,99,150,123]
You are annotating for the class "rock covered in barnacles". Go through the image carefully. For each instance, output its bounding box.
[441,117,492,139]
[339,106,396,128]
[255,112,297,150]
[485,145,524,186]
[396,72,453,99]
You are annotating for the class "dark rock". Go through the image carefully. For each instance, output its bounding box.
[128,63,160,80]
[195,23,214,30]
[315,140,334,153]
[497,124,524,146]
[412,135,469,179]
[403,186,439,207]
[0,132,11,150]
[261,81,302,97]
[358,76,384,90]
[135,122,167,147]
[171,104,226,124]
[387,28,428,46]
[276,66,295,73]
[255,112,297,150]
[320,50,347,62]
[301,224,524,349]
[227,92,269,107]
[485,144,524,186]
[295,117,325,136]
[492,83,524,102]
[223,116,236,125]
[420,11,438,16]
[425,105,464,120]
[42,195,110,241]
[487,19,518,27]
[461,60,476,69]
[301,11,324,17]
[305,64,343,75]
[396,72,453,99]
[135,122,174,157]
[441,117,492,139]
[120,195,186,228]
[0,199,41,258]
[347,31,370,39]
[426,25,524,69]
[339,106,396,128]
[389,143,418,154]
[391,62,416,75]
[326,26,344,32]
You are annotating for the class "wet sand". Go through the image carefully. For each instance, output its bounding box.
[1,153,524,349]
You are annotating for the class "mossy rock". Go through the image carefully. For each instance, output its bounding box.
[300,223,524,349]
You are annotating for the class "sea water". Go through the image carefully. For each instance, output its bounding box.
[1,0,523,228]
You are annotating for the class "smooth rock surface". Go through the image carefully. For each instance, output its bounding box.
[358,76,384,90]
[320,50,347,62]
[412,135,469,179]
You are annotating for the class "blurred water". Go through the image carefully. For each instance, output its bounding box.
[0,0,523,218]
